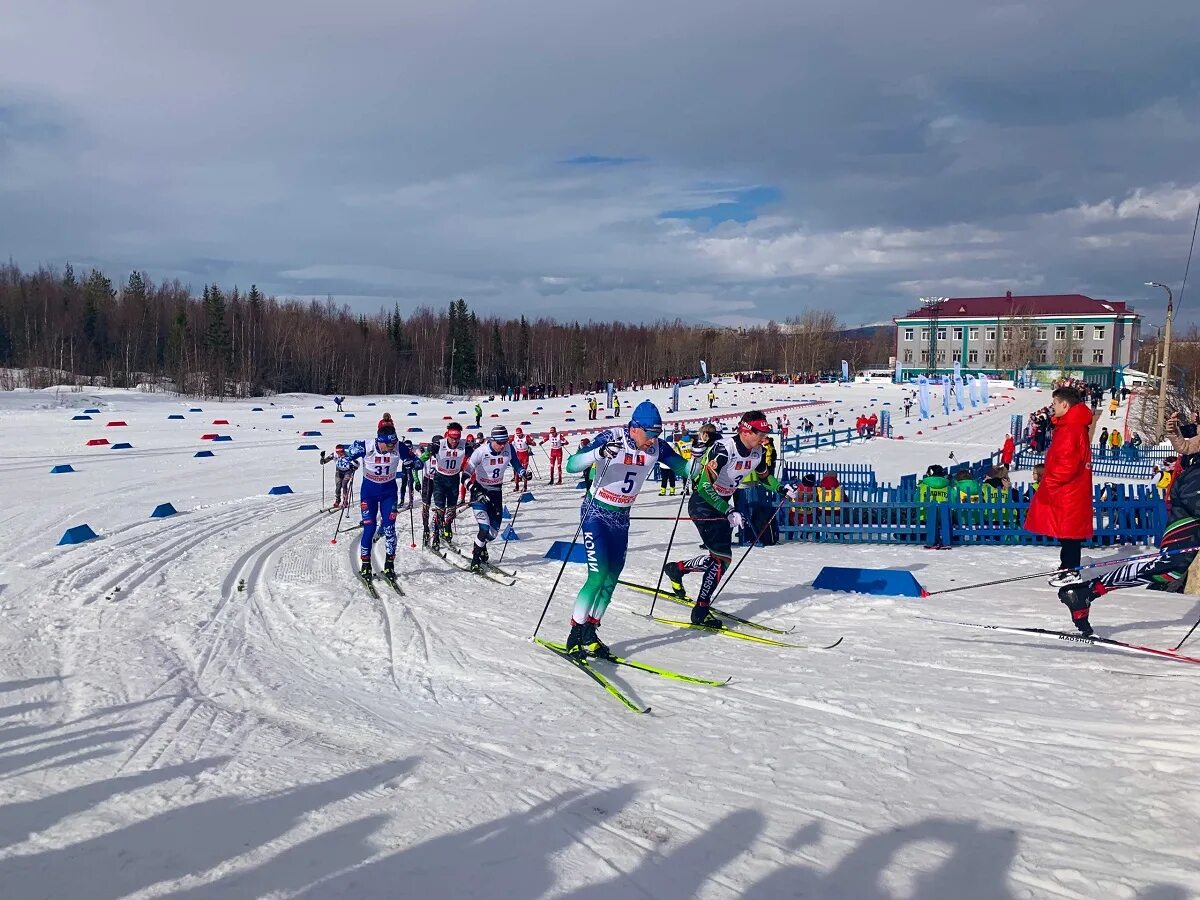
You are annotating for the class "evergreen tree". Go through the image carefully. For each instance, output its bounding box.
[518,315,531,383]
[490,322,507,390]
[82,269,114,368]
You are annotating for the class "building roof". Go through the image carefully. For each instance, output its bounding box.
[898,294,1135,320]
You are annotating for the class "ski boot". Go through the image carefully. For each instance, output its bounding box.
[478,544,490,564]
[429,527,441,552]
[421,528,430,548]
[690,602,724,629]
[442,525,454,543]
[1059,581,1101,637]
[470,543,484,574]
[383,555,396,581]
[565,621,588,659]
[662,561,688,599]
[581,619,612,659]
[669,488,676,496]
[659,486,667,496]
[359,559,373,581]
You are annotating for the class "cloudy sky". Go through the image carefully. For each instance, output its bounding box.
[2,0,1198,328]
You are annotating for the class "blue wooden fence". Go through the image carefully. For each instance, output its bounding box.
[1012,448,1155,479]
[766,483,1163,547]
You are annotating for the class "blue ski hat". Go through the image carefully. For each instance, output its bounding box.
[629,400,663,435]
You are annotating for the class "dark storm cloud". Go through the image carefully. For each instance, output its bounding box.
[0,0,1197,327]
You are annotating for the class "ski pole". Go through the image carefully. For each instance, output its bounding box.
[648,485,689,618]
[531,456,613,640]
[710,498,787,604]
[321,456,326,509]
[920,544,1200,598]
[498,493,524,564]
[1172,613,1200,652]
[330,495,347,544]
[408,486,417,548]
[629,515,728,521]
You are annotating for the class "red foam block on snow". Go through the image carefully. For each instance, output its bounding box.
[107,421,127,427]
[200,433,218,440]
[212,419,230,425]
[86,438,109,446]
[321,418,334,424]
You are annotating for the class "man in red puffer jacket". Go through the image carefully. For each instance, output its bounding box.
[1024,385,1097,632]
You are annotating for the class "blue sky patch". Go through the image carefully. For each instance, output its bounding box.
[661,185,782,227]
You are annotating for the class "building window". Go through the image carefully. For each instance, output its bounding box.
[920,350,930,363]
[1000,351,1013,364]
[953,327,964,341]
[1039,350,1048,363]
[1036,326,1048,340]
[952,350,962,362]
[968,349,979,364]
[920,328,930,341]
[1002,326,1012,340]
[986,327,996,342]
[1073,325,1085,340]
[1071,349,1083,364]
[1094,326,1105,341]
[936,328,947,341]
[968,327,979,341]
[1054,326,1066,340]
[904,328,914,341]
[1092,349,1105,364]
[903,349,913,363]
[1020,326,1031,339]
[984,349,995,363]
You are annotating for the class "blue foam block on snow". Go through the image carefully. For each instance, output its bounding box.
[194,450,215,458]
[252,407,263,411]
[150,502,177,518]
[50,464,75,473]
[407,412,418,416]
[519,491,536,502]
[297,444,319,450]
[812,566,924,598]
[58,524,98,545]
[544,540,586,563]
[268,485,294,495]
[367,402,376,406]
[189,408,203,412]
[84,408,101,414]
[575,480,588,489]
[212,435,232,442]
[343,413,355,417]
[501,526,520,541]
[302,430,322,436]
[110,442,133,450]
[281,413,294,419]
[502,506,512,520]
[71,415,92,421]
[167,413,185,420]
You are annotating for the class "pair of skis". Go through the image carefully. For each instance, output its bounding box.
[534,639,730,714]
[926,617,1200,667]
[430,542,517,586]
[617,579,843,649]
[356,568,404,598]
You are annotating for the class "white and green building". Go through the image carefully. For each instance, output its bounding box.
[893,293,1142,387]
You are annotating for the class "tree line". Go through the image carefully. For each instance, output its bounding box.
[0,262,892,397]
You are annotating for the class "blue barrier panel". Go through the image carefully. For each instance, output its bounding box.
[110,442,133,450]
[58,524,98,545]
[194,450,215,458]
[167,414,185,420]
[212,435,233,442]
[297,444,319,450]
[813,566,925,597]
[50,464,75,474]
[84,408,101,413]
[71,415,92,421]
[150,502,177,518]
[268,485,294,495]
[519,491,536,502]
[545,540,587,563]
[281,414,295,419]
[501,526,521,541]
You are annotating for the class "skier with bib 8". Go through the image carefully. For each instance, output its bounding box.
[562,401,690,659]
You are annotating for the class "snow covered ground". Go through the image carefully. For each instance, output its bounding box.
[1,380,1197,899]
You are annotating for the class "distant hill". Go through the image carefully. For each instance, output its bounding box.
[838,324,894,341]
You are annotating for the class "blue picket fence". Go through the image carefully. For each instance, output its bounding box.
[1012,448,1155,479]
[781,462,877,490]
[768,483,1164,547]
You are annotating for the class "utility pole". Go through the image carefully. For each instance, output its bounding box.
[1146,282,1174,436]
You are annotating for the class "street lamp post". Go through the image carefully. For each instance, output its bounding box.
[1146,282,1175,436]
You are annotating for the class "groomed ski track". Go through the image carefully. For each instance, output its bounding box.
[0,382,1196,898]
